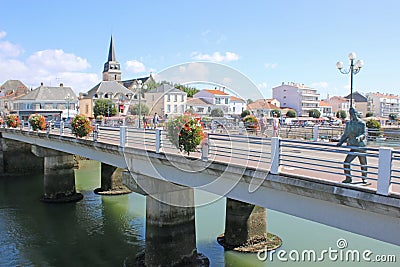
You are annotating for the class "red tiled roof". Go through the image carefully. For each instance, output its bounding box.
[230,96,245,101]
[204,89,229,95]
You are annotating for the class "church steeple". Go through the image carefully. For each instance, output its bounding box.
[103,35,121,81]
[108,35,116,62]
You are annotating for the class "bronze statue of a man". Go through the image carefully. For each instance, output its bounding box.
[336,107,367,183]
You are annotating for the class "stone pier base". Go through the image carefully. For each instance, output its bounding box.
[0,137,43,175]
[123,175,208,266]
[31,145,82,203]
[94,163,131,195]
[218,198,281,252]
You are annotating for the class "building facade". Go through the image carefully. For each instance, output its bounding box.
[0,80,29,116]
[144,84,187,117]
[13,83,77,121]
[272,82,320,117]
[366,92,400,118]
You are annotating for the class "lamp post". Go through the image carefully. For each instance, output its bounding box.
[133,80,147,128]
[64,93,73,120]
[336,52,364,108]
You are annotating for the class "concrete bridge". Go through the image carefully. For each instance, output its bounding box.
[1,125,399,265]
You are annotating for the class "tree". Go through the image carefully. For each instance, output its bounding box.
[336,110,347,119]
[210,108,224,117]
[308,109,321,118]
[286,109,297,118]
[389,113,398,121]
[271,109,281,117]
[241,110,251,118]
[94,99,117,118]
[130,103,150,116]
[366,111,374,118]
[175,84,199,97]
[366,119,382,137]
[246,99,254,105]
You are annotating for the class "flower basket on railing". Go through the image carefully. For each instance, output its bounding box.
[28,113,46,131]
[243,115,259,132]
[0,117,4,126]
[71,114,93,138]
[167,115,206,155]
[6,114,21,128]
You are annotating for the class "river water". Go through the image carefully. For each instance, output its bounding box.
[1,160,399,266]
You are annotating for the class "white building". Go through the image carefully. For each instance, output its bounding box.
[193,89,231,114]
[272,82,320,117]
[229,96,246,115]
[366,92,400,118]
[145,84,187,117]
[13,83,78,121]
[186,97,212,115]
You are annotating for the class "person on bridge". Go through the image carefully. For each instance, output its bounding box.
[272,114,280,137]
[153,113,159,129]
[336,107,368,184]
[260,114,268,136]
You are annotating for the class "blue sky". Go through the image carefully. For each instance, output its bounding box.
[0,0,399,99]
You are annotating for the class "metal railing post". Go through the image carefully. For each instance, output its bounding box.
[120,126,127,148]
[313,125,319,141]
[155,128,162,153]
[60,121,64,135]
[377,147,393,195]
[93,123,99,142]
[201,134,210,161]
[20,120,24,130]
[270,137,281,174]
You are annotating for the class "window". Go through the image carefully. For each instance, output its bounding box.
[181,95,185,102]
[174,95,177,102]
[85,104,89,113]
[167,95,170,102]
[216,98,221,104]
[225,98,228,104]
[181,105,185,113]
[174,105,177,113]
[167,104,171,113]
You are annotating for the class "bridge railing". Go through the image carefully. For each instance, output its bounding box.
[5,124,398,196]
[391,150,400,187]
[207,133,272,170]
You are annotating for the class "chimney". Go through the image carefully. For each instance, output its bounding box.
[40,82,44,86]
[60,83,64,87]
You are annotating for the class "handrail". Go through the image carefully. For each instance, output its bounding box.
[3,123,400,196]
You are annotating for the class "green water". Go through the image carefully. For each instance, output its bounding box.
[1,160,399,266]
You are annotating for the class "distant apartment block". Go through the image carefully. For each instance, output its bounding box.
[366,92,400,118]
[272,82,320,117]
[327,96,350,114]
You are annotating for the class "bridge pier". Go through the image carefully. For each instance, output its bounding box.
[0,136,43,175]
[94,163,131,195]
[218,198,269,252]
[124,174,208,266]
[31,145,83,203]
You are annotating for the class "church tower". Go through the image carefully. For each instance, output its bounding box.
[102,36,122,81]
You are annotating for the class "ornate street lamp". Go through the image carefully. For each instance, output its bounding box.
[336,52,364,108]
[64,93,73,119]
[133,80,147,128]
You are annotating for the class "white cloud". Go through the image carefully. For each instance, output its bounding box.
[125,60,147,73]
[27,49,90,72]
[258,82,268,89]
[0,31,24,58]
[191,51,239,62]
[264,63,278,69]
[0,34,98,94]
[311,81,329,88]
